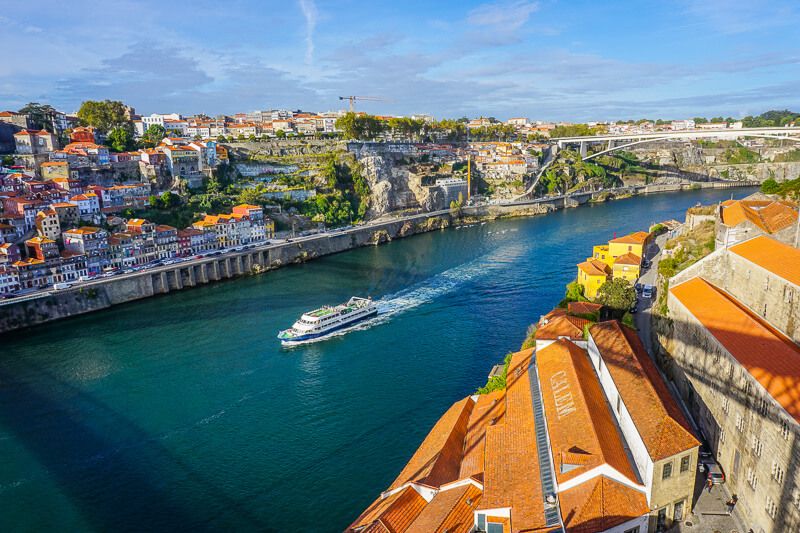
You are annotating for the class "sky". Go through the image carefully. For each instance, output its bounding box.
[1,0,799,121]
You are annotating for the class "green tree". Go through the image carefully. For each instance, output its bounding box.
[236,186,266,205]
[142,124,167,148]
[106,126,135,152]
[160,191,181,208]
[275,129,286,139]
[18,102,58,132]
[76,100,131,134]
[2,155,14,167]
[596,278,637,315]
[761,178,781,194]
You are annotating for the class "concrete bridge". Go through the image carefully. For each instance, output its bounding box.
[554,127,800,161]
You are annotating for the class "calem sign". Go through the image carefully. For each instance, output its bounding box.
[549,370,576,419]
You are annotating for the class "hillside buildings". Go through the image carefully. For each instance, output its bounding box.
[577,231,651,298]
[715,198,798,248]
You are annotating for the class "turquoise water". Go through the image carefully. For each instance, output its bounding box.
[0,188,754,532]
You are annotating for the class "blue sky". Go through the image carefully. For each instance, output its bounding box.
[1,0,799,120]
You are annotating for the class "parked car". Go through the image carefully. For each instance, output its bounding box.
[642,285,655,299]
[635,282,643,293]
[53,282,72,290]
[643,259,652,269]
[78,275,94,282]
[703,459,726,485]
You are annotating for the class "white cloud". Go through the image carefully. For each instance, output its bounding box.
[467,0,538,32]
[298,0,318,64]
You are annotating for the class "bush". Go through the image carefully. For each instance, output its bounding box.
[559,280,588,307]
[596,278,636,316]
[761,178,781,194]
[476,352,514,394]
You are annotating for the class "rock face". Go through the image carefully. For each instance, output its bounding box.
[359,152,439,217]
[629,142,800,184]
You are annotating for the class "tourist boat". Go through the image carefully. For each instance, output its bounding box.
[277,297,378,344]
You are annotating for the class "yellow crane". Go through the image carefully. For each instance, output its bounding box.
[338,96,384,112]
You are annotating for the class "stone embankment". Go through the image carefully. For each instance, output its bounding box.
[0,214,451,334]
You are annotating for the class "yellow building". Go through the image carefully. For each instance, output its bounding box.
[612,252,641,283]
[577,259,611,299]
[590,244,613,266]
[609,231,650,262]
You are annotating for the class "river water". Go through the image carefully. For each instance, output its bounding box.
[0,188,755,531]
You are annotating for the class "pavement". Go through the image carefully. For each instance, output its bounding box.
[634,231,749,533]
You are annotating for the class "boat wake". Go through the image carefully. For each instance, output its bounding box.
[281,243,526,348]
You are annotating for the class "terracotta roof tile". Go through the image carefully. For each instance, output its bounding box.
[577,259,610,277]
[567,302,603,316]
[348,486,427,532]
[558,476,649,533]
[459,390,505,481]
[479,348,549,532]
[671,277,800,422]
[536,339,640,485]
[613,252,641,266]
[406,484,482,533]
[721,200,797,233]
[729,235,800,287]
[389,397,474,490]
[609,231,650,245]
[536,314,590,341]
[589,321,699,460]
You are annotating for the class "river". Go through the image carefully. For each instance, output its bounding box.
[0,188,755,531]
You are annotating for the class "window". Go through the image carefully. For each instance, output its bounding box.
[772,461,785,485]
[680,455,691,473]
[616,394,622,414]
[746,467,758,490]
[623,527,640,533]
[662,462,673,480]
[477,514,486,531]
[736,413,745,433]
[752,435,763,458]
[782,420,791,440]
[722,397,730,415]
[766,496,778,519]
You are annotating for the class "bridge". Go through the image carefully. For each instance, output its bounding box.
[554,127,800,161]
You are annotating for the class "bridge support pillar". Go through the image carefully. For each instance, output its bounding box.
[607,140,614,151]
[579,141,587,158]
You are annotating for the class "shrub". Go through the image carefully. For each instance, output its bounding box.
[476,352,514,394]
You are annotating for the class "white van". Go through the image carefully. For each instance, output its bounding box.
[53,282,72,290]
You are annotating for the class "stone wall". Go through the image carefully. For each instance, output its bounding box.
[662,294,800,533]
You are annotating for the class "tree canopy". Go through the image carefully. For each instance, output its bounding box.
[76,100,131,134]
[596,278,637,314]
[18,102,57,132]
[106,126,136,152]
[141,124,167,148]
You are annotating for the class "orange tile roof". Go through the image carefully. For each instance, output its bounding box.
[613,252,641,266]
[65,226,100,235]
[577,259,610,277]
[558,476,649,533]
[609,231,650,245]
[536,314,590,341]
[729,235,800,287]
[671,277,800,422]
[406,484,482,533]
[721,200,797,233]
[536,339,640,485]
[348,486,427,533]
[389,397,474,490]
[459,390,505,481]
[567,302,603,316]
[589,321,699,460]
[479,348,549,532]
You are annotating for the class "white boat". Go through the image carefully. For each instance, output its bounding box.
[277,297,378,344]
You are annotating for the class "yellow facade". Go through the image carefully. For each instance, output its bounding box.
[577,260,610,299]
[612,262,640,283]
[591,244,613,266]
[608,231,650,262]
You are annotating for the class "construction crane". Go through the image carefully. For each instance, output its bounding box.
[338,96,384,112]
